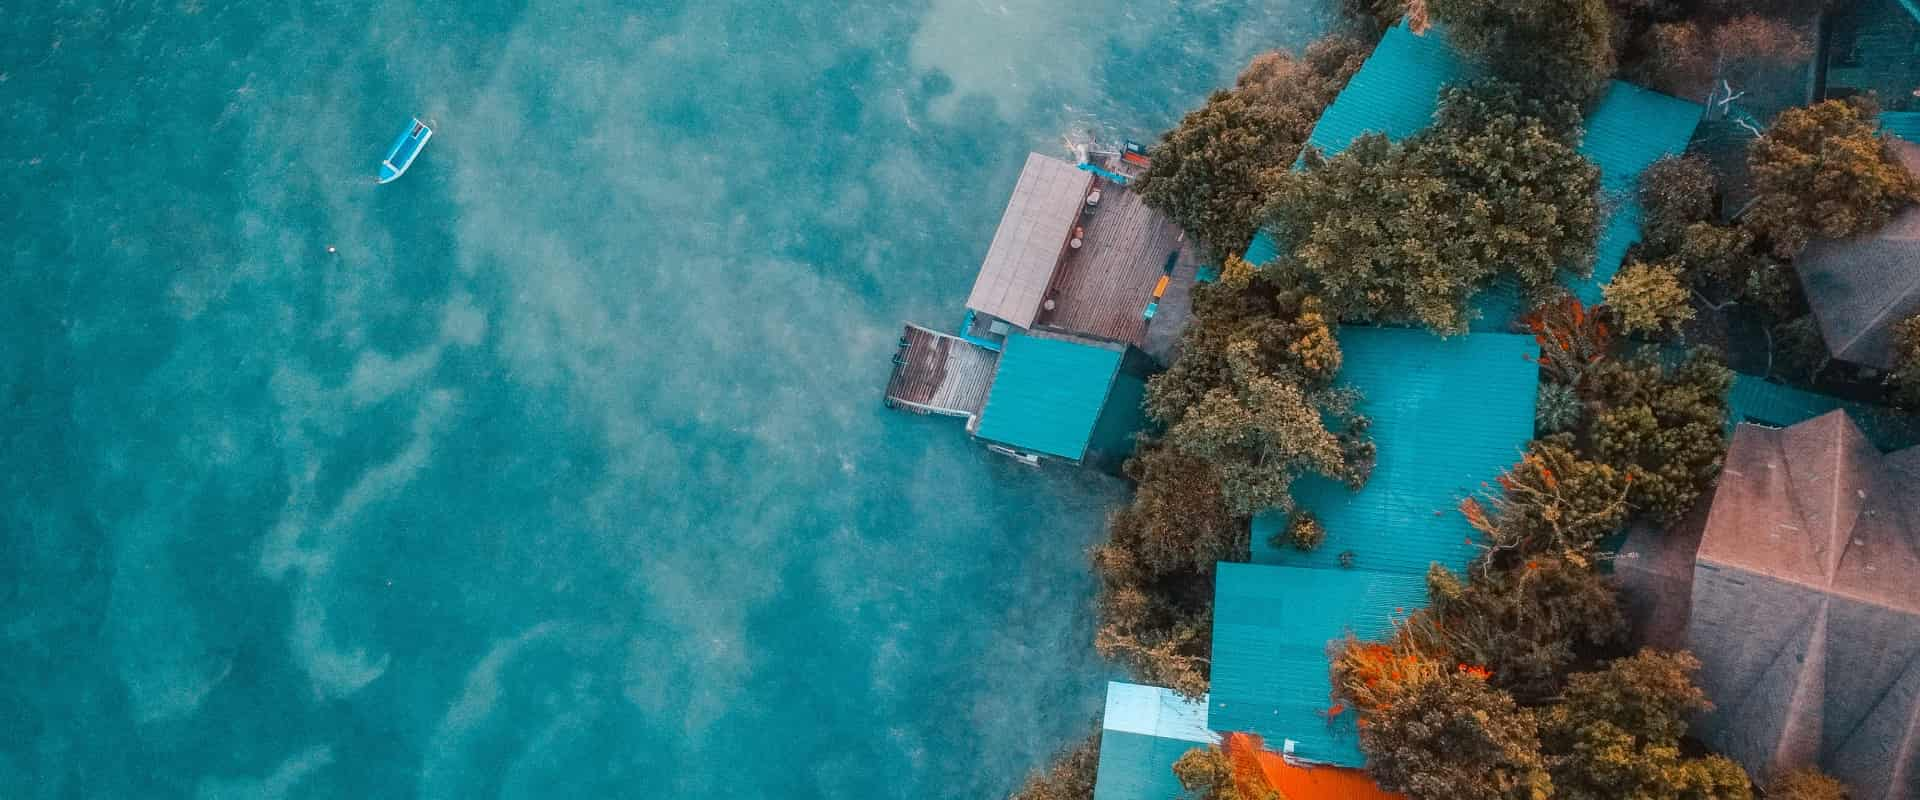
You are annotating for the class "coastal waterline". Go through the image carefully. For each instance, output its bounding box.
[0,1,1324,796]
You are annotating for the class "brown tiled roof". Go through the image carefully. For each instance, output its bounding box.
[1684,412,1920,800]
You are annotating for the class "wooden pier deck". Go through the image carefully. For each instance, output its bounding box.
[885,324,999,418]
[1035,177,1198,363]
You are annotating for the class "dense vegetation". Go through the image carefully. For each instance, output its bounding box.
[1430,0,1615,105]
[1009,0,1920,792]
[1094,256,1375,698]
[1330,393,1745,798]
[1172,746,1281,800]
[1745,99,1920,257]
[1135,39,1368,259]
[1009,734,1101,800]
[1891,315,1920,410]
[1266,83,1599,333]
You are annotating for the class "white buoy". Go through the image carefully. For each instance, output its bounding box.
[326,245,337,254]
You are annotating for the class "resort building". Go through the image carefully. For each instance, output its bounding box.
[1242,22,1702,324]
[1247,328,1540,568]
[885,150,1199,466]
[1618,412,1920,800]
[1092,681,1407,800]
[1794,137,1920,372]
[1090,327,1541,797]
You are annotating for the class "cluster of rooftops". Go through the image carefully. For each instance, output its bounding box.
[885,8,1920,798]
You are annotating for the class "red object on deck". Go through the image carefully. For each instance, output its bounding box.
[1223,733,1408,800]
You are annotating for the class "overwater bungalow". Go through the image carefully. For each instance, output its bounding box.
[885,149,1200,467]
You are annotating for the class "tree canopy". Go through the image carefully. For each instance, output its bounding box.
[1136,38,1367,259]
[1010,732,1100,800]
[1536,650,1755,800]
[1358,669,1555,800]
[1266,84,1599,334]
[1173,746,1284,800]
[1094,258,1373,699]
[1764,768,1851,800]
[1888,315,1920,411]
[1604,261,1694,337]
[1147,259,1372,516]
[1582,351,1732,520]
[1746,99,1920,257]
[1429,0,1616,105]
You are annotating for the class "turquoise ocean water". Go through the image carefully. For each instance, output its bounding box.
[1,2,1321,796]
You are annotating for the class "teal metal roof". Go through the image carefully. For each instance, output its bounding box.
[1243,229,1280,266]
[1241,22,1477,265]
[1092,682,1215,800]
[1568,81,1704,304]
[1252,327,1539,571]
[1727,373,1920,451]
[973,333,1124,461]
[1884,112,1920,144]
[1896,0,1920,27]
[1301,22,1479,159]
[1208,563,1428,767]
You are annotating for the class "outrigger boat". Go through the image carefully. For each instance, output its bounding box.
[377,118,432,184]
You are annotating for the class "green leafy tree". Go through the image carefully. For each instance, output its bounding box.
[1149,264,1371,516]
[1460,437,1632,558]
[1429,0,1615,105]
[1770,314,1835,383]
[1537,650,1755,800]
[1136,38,1368,258]
[1147,260,1343,426]
[1640,155,1719,241]
[1276,510,1325,552]
[1764,768,1850,800]
[1173,747,1283,800]
[1523,297,1615,393]
[1637,156,1796,315]
[1583,352,1732,520]
[1112,446,1242,574]
[1631,16,1810,103]
[1165,374,1359,516]
[1424,557,1628,704]
[1887,315,1920,411]
[1358,670,1554,800]
[1746,99,1920,257]
[1604,261,1695,337]
[1011,732,1101,800]
[1091,529,1216,698]
[1537,382,1584,434]
[1267,85,1599,333]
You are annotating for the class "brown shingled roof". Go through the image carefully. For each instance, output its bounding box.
[1683,412,1920,800]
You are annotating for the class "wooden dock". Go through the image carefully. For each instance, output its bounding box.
[1035,176,1198,364]
[885,324,999,418]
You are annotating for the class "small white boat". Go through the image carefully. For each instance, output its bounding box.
[377,118,432,184]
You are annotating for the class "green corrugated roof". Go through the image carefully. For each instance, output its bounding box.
[973,333,1124,461]
[1208,563,1428,767]
[1252,327,1539,571]
[1567,81,1703,304]
[1727,373,1920,451]
[1092,682,1215,800]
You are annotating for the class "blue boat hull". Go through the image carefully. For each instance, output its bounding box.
[377,118,432,184]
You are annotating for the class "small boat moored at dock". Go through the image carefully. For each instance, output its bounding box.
[377,118,432,184]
